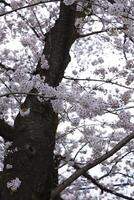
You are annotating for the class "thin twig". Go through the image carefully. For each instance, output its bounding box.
[0,0,59,17]
[64,76,134,90]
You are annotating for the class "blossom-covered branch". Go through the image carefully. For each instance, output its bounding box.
[64,76,134,90]
[51,132,134,199]
[0,0,59,17]
[73,164,134,200]
[79,27,125,38]
[0,92,56,100]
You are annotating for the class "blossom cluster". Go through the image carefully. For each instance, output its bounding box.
[76,94,108,118]
[108,3,128,16]
[7,177,21,191]
[63,0,76,5]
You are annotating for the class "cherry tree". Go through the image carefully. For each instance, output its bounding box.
[0,0,134,199]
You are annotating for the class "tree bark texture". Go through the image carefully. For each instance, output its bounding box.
[0,2,78,200]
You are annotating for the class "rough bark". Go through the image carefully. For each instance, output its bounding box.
[0,97,58,200]
[35,2,78,87]
[0,1,78,200]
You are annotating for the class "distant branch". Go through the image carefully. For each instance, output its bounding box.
[0,62,14,71]
[0,0,59,17]
[79,27,124,38]
[73,164,134,200]
[57,154,134,200]
[0,92,56,100]
[64,76,133,90]
[0,78,21,105]
[17,13,41,39]
[97,151,133,181]
[51,132,134,199]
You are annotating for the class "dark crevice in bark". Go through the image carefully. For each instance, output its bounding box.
[0,119,15,141]
[107,0,115,4]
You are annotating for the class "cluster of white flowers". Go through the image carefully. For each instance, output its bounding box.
[125,60,134,69]
[51,99,64,113]
[63,0,76,6]
[118,110,131,122]
[12,68,30,83]
[10,0,21,9]
[19,107,30,117]
[71,117,80,126]
[33,83,108,119]
[94,67,107,78]
[125,73,134,85]
[6,164,13,169]
[41,55,49,70]
[76,94,108,119]
[108,66,118,73]
[108,3,128,16]
[117,110,133,130]
[7,177,21,191]
[108,94,120,109]
[120,91,131,105]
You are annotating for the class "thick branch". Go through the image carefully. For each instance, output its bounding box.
[0,119,14,141]
[51,132,134,199]
[36,2,78,86]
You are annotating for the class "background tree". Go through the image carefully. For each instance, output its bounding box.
[0,0,134,200]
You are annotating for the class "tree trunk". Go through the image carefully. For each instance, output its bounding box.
[0,2,78,200]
